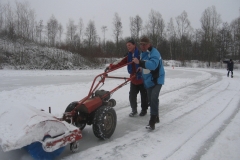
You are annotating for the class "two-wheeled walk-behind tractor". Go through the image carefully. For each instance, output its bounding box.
[63,62,135,141]
[0,62,135,160]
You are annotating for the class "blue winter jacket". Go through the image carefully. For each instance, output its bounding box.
[139,47,165,89]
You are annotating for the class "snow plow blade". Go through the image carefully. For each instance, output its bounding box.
[0,104,82,153]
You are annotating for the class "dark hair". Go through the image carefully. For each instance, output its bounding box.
[127,39,135,45]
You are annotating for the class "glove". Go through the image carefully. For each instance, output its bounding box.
[104,67,109,72]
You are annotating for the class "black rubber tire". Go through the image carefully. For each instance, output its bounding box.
[108,99,116,107]
[65,101,78,112]
[92,106,117,139]
[65,101,86,130]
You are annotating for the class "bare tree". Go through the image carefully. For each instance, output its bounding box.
[15,1,35,40]
[176,11,192,39]
[57,23,63,44]
[78,18,84,47]
[28,9,36,40]
[84,20,98,48]
[4,2,15,38]
[66,19,77,44]
[46,15,58,46]
[175,11,193,62]
[0,3,3,31]
[15,1,25,38]
[101,25,107,50]
[230,17,240,60]
[112,13,122,51]
[216,22,232,61]
[191,29,203,60]
[130,15,143,41]
[145,9,165,47]
[36,20,44,43]
[167,18,176,60]
[201,6,221,64]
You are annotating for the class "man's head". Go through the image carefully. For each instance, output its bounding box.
[230,59,232,62]
[139,36,151,52]
[126,39,136,53]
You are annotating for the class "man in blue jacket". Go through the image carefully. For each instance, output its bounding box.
[132,36,165,130]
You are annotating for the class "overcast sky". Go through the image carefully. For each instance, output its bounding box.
[2,0,240,41]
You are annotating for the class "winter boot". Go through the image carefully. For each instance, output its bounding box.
[146,115,157,130]
[139,110,147,116]
[129,109,138,117]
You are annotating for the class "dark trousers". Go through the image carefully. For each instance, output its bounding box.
[227,70,233,76]
[129,82,148,112]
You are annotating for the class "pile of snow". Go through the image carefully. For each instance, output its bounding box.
[0,38,106,70]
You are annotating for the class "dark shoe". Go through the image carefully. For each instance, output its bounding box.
[129,111,138,117]
[146,115,157,130]
[139,110,147,116]
[156,116,160,123]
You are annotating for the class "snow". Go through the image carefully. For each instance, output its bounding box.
[0,104,78,152]
[0,66,240,160]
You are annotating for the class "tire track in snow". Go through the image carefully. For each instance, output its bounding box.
[82,71,226,159]
[156,75,240,160]
[101,71,236,160]
[160,74,227,125]
[162,90,239,159]
[114,71,218,119]
[160,72,222,116]
[192,97,240,160]
[88,70,225,158]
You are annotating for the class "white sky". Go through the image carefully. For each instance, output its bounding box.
[2,0,240,41]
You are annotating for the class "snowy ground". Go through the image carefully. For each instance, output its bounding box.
[0,67,240,160]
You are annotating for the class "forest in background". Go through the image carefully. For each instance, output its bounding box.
[0,1,240,69]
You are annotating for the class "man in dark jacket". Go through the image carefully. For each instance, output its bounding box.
[105,39,148,117]
[223,59,234,78]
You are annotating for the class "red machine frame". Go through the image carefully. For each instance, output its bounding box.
[50,62,136,151]
[64,62,134,118]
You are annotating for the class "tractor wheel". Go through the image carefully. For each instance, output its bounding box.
[65,101,78,112]
[65,101,86,130]
[108,99,116,107]
[92,106,117,139]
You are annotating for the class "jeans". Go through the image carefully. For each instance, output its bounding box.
[129,82,148,112]
[147,84,162,116]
